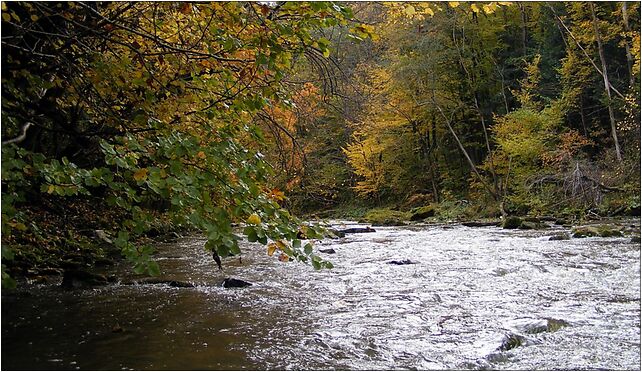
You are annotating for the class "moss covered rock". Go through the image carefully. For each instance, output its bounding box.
[572,225,623,238]
[362,209,409,226]
[502,216,522,229]
[519,221,549,230]
[410,205,436,221]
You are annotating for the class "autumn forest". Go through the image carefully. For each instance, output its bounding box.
[1,2,640,286]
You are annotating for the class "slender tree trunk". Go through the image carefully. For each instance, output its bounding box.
[429,159,440,203]
[435,104,498,201]
[494,62,510,114]
[621,2,635,86]
[580,96,589,137]
[518,3,528,55]
[549,5,626,99]
[591,2,623,162]
[451,24,500,198]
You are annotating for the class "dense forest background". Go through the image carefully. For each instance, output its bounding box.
[2,2,640,287]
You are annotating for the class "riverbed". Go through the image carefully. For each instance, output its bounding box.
[2,220,640,370]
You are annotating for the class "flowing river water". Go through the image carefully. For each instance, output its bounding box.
[2,220,641,370]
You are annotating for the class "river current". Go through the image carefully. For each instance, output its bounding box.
[2,220,640,370]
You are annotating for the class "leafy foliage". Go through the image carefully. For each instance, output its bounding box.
[1,1,361,286]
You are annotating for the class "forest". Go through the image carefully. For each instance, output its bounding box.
[2,1,640,287]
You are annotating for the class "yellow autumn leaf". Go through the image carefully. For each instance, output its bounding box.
[30,14,38,22]
[47,184,55,194]
[1,2,7,11]
[2,13,10,22]
[275,240,287,249]
[247,213,261,225]
[267,243,278,256]
[404,5,415,16]
[424,7,434,17]
[470,4,480,13]
[133,168,148,181]
[196,151,206,159]
[269,188,285,201]
[278,253,289,262]
[448,1,460,7]
[483,4,497,14]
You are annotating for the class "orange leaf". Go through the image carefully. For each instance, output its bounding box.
[133,168,148,181]
[278,253,289,262]
[267,243,278,256]
[269,188,285,201]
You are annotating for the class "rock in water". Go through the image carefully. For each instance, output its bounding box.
[549,233,571,241]
[222,278,252,288]
[336,227,376,234]
[61,269,109,289]
[319,248,336,254]
[387,259,417,265]
[502,216,522,229]
[572,225,623,238]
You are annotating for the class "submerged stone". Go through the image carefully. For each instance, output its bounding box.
[222,277,252,288]
[549,233,571,241]
[387,259,417,265]
[319,248,336,254]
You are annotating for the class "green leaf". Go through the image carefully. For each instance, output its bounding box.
[147,261,161,276]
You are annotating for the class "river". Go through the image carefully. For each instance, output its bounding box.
[2,220,640,370]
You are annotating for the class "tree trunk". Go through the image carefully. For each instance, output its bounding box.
[621,2,635,86]
[590,2,623,162]
[518,3,528,55]
[435,104,498,201]
[580,96,589,137]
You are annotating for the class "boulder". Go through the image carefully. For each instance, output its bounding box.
[222,278,252,288]
[502,216,522,229]
[319,248,336,254]
[362,209,409,226]
[572,225,623,238]
[387,259,417,265]
[61,269,109,289]
[410,205,435,221]
[336,227,376,234]
[549,233,571,241]
[518,221,548,230]
[498,333,529,351]
[132,278,195,288]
